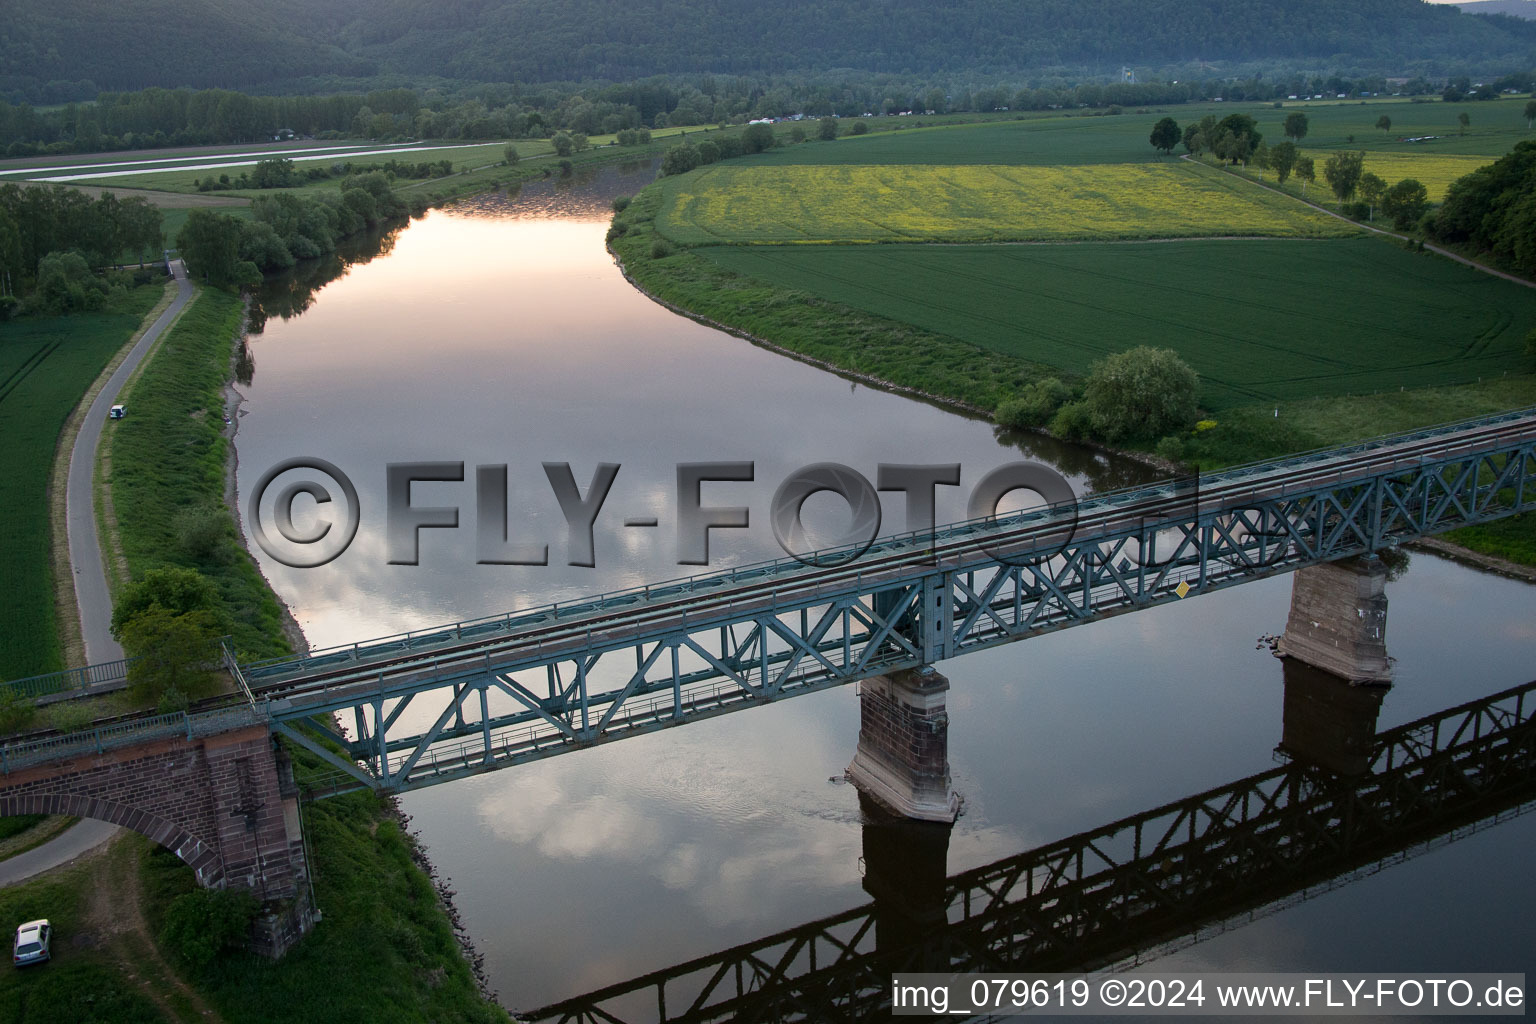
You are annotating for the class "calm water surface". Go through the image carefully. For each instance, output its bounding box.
[234,164,1536,1012]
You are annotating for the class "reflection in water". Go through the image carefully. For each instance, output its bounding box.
[448,159,659,222]
[528,675,1536,1022]
[232,163,1536,1009]
[247,220,405,332]
[234,337,255,387]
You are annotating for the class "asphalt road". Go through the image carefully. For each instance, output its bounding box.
[65,259,192,664]
[0,819,120,887]
[0,262,196,889]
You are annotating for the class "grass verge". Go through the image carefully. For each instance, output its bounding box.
[0,846,166,1023]
[88,281,509,1021]
[104,288,289,661]
[141,793,506,1024]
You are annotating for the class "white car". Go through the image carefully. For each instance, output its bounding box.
[12,920,50,967]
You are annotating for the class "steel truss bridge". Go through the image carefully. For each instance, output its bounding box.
[219,408,1536,796]
[523,676,1536,1023]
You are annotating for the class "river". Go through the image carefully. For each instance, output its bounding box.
[234,162,1536,1013]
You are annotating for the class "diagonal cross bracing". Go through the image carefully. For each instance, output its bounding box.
[20,410,1530,794]
[224,409,1536,797]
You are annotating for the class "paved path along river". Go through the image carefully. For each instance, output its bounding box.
[66,259,192,664]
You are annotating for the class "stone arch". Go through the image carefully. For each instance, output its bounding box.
[0,793,225,888]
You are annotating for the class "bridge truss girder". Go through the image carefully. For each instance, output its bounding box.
[272,439,1536,797]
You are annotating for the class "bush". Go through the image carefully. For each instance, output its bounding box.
[31,251,107,314]
[650,239,675,259]
[502,143,520,166]
[995,377,1073,429]
[1155,435,1188,463]
[849,121,870,135]
[742,123,775,153]
[611,195,631,213]
[0,688,37,735]
[557,158,573,176]
[174,503,231,561]
[160,887,259,969]
[111,566,224,638]
[817,117,839,140]
[1081,346,1199,443]
[50,702,95,734]
[1048,400,1094,440]
[119,607,221,704]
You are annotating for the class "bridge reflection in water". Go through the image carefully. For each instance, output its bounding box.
[524,668,1536,1023]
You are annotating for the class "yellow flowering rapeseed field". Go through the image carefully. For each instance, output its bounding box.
[1307,151,1494,201]
[656,161,1355,244]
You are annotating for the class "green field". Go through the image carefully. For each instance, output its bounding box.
[0,285,163,680]
[728,99,1523,168]
[701,236,1536,409]
[733,98,1536,168]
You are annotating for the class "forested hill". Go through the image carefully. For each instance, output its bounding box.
[5,0,1536,98]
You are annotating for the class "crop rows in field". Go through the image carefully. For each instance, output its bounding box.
[701,236,1536,410]
[0,288,162,677]
[657,161,1355,244]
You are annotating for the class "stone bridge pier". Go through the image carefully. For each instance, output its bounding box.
[1275,555,1392,684]
[847,666,961,822]
[0,723,314,956]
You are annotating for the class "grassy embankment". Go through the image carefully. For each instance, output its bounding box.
[2,285,511,1023]
[0,284,164,680]
[612,107,1536,563]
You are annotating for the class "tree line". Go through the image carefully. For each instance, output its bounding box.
[0,183,162,313]
[5,65,1529,159]
[177,171,424,288]
[1150,112,1432,227]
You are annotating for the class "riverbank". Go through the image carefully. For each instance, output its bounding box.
[4,283,512,1022]
[607,182,1536,568]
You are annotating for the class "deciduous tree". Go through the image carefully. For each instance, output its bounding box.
[1149,116,1180,155]
[1283,111,1309,142]
[1323,150,1365,202]
[1359,171,1387,220]
[1082,346,1199,443]
[1296,155,1316,194]
[1382,178,1429,229]
[1270,140,1298,183]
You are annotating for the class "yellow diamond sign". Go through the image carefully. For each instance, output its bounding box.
[1174,580,1192,599]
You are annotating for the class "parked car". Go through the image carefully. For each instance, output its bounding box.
[12,920,50,966]
[109,404,126,419]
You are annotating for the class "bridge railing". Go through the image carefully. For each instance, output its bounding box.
[0,658,135,701]
[239,405,1536,687]
[0,705,265,774]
